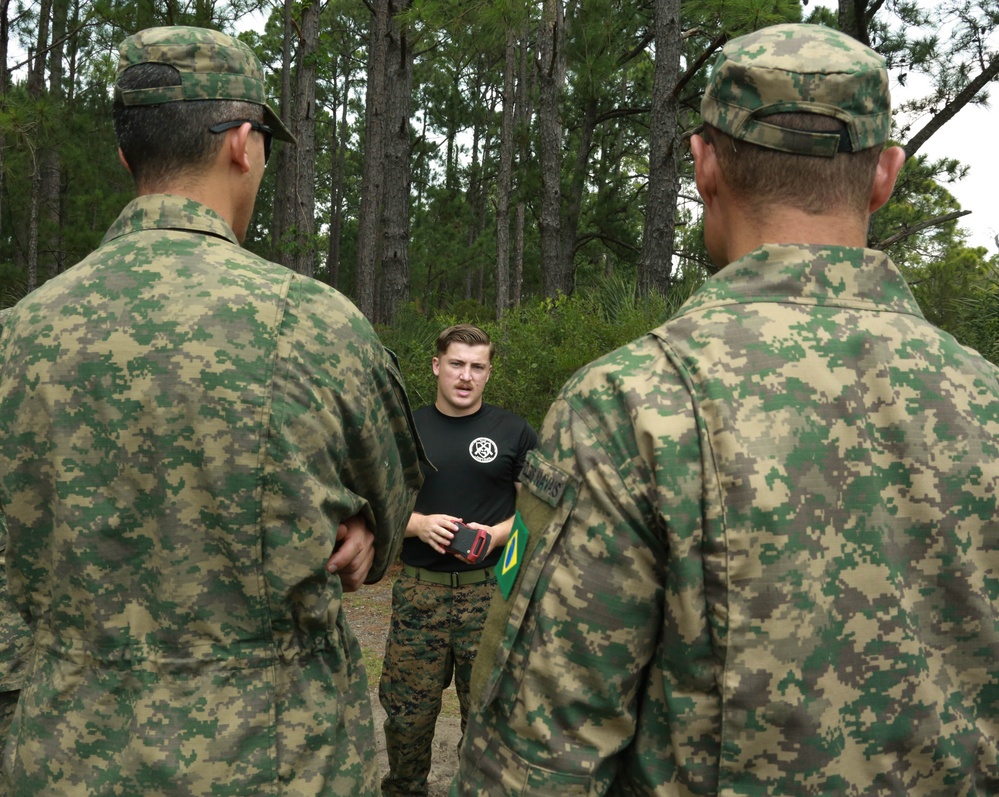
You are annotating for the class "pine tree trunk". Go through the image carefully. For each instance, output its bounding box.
[25,0,50,292]
[511,34,533,309]
[28,163,40,293]
[538,0,567,298]
[42,0,68,278]
[463,68,482,302]
[0,0,9,245]
[378,0,414,325]
[512,202,525,307]
[559,95,596,288]
[272,0,296,264]
[357,0,390,320]
[638,0,682,296]
[838,0,870,45]
[495,30,517,318]
[327,53,352,289]
[287,0,319,277]
[472,78,494,304]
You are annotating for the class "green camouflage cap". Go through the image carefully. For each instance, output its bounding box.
[701,23,890,157]
[116,26,295,144]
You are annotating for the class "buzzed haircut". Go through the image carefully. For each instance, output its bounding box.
[705,114,883,219]
[436,324,495,361]
[112,63,260,190]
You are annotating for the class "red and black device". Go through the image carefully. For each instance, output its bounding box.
[444,522,492,564]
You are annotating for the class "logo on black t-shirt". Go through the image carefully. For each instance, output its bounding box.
[469,437,498,463]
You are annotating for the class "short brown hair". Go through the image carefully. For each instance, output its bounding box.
[113,62,260,189]
[705,114,882,219]
[436,324,495,361]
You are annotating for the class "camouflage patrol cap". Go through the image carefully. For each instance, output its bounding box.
[116,26,295,143]
[701,23,890,157]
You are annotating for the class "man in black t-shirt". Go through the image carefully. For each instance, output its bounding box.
[380,324,536,797]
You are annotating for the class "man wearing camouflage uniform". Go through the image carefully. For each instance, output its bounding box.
[0,27,423,796]
[452,23,999,796]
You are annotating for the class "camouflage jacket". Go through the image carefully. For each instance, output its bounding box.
[0,309,32,697]
[0,195,424,795]
[453,244,999,796]
[0,514,30,694]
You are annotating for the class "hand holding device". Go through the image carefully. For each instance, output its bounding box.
[443,522,492,564]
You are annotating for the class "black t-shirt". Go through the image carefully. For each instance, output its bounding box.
[403,402,537,572]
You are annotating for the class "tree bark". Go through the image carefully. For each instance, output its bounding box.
[462,59,493,305]
[638,0,682,296]
[272,0,296,264]
[327,51,352,289]
[445,64,460,195]
[357,0,390,320]
[42,0,69,278]
[28,0,51,94]
[513,202,526,307]
[495,29,517,317]
[476,118,494,303]
[559,95,596,289]
[287,0,319,277]
[538,0,568,298]
[512,33,533,308]
[838,0,875,46]
[378,0,414,324]
[464,114,481,302]
[28,154,40,292]
[24,0,51,292]
[0,0,12,243]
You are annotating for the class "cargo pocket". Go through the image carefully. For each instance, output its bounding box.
[475,733,597,796]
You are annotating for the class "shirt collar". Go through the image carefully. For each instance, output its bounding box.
[102,194,239,247]
[680,244,924,320]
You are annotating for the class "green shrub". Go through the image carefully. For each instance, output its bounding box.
[381,275,703,430]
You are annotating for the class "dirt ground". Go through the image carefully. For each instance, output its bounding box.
[343,562,462,797]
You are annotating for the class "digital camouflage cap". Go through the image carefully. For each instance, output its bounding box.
[701,23,890,157]
[116,26,295,143]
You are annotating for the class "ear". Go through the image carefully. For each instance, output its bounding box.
[869,145,906,213]
[227,122,253,174]
[117,147,132,174]
[690,134,719,209]
[432,356,441,377]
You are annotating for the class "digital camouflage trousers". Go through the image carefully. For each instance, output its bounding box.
[379,571,495,797]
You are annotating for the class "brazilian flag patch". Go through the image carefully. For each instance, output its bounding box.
[495,510,529,599]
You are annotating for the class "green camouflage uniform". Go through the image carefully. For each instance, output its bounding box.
[381,574,496,795]
[0,27,423,795]
[0,310,31,794]
[452,24,999,797]
[0,511,30,791]
[0,192,423,796]
[453,244,999,796]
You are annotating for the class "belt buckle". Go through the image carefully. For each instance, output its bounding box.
[449,572,460,588]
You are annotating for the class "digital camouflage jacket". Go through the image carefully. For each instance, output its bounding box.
[0,514,30,696]
[452,244,999,796]
[0,195,423,796]
[0,310,31,702]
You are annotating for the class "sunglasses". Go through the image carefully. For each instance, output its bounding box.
[209,119,274,164]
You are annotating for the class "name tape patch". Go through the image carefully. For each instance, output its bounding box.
[519,456,571,507]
